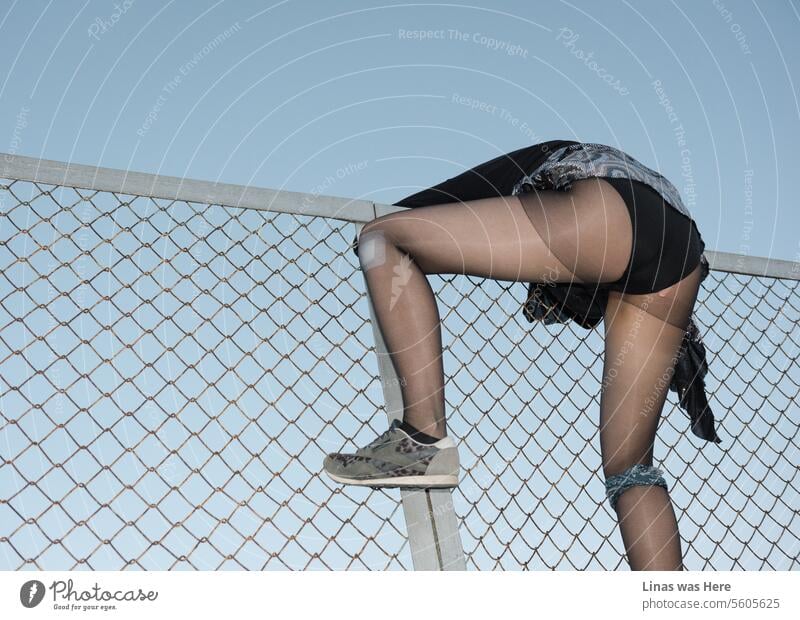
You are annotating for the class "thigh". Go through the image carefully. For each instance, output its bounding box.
[599,264,702,475]
[614,260,703,331]
[517,177,634,284]
[360,178,633,285]
[360,192,579,283]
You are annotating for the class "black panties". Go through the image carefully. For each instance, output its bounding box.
[600,176,704,294]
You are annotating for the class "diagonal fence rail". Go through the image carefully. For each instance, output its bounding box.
[0,153,798,570]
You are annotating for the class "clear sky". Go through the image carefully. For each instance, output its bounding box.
[1,0,798,571]
[1,0,799,261]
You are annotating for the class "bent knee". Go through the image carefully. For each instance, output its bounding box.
[360,213,396,244]
[358,225,390,270]
[358,213,414,269]
[360,211,411,239]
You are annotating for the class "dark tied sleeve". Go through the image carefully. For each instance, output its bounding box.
[669,314,722,444]
[523,280,609,330]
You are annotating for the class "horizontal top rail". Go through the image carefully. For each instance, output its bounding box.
[703,251,800,282]
[1,151,798,282]
[0,151,376,224]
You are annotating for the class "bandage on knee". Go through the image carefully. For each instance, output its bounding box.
[357,228,387,270]
[605,463,668,511]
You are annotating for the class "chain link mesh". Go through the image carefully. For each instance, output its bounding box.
[1,176,797,570]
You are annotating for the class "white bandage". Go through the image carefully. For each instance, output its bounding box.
[358,228,387,270]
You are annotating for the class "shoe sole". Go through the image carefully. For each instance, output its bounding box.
[324,470,458,488]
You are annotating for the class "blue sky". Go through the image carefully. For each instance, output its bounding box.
[1,0,798,571]
[1,0,799,261]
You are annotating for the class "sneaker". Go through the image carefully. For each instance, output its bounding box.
[323,419,460,488]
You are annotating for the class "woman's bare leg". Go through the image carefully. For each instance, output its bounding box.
[600,263,703,570]
[357,178,633,439]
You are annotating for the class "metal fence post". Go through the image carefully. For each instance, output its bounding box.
[356,221,467,571]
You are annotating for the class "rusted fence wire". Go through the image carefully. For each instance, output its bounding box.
[1,154,797,570]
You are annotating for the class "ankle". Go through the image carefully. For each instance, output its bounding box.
[398,419,445,444]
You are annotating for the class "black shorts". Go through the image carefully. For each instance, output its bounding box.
[600,176,704,295]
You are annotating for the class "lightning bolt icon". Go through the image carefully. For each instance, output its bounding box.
[28,582,38,603]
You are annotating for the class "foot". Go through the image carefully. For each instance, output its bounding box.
[323,418,460,488]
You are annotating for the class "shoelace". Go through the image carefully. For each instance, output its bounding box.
[353,426,395,455]
[373,427,397,446]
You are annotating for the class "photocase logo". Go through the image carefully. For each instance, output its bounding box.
[20,580,45,608]
[390,253,413,311]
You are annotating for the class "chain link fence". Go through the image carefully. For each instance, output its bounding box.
[1,156,798,570]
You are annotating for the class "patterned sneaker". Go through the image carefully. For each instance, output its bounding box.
[323,419,460,488]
